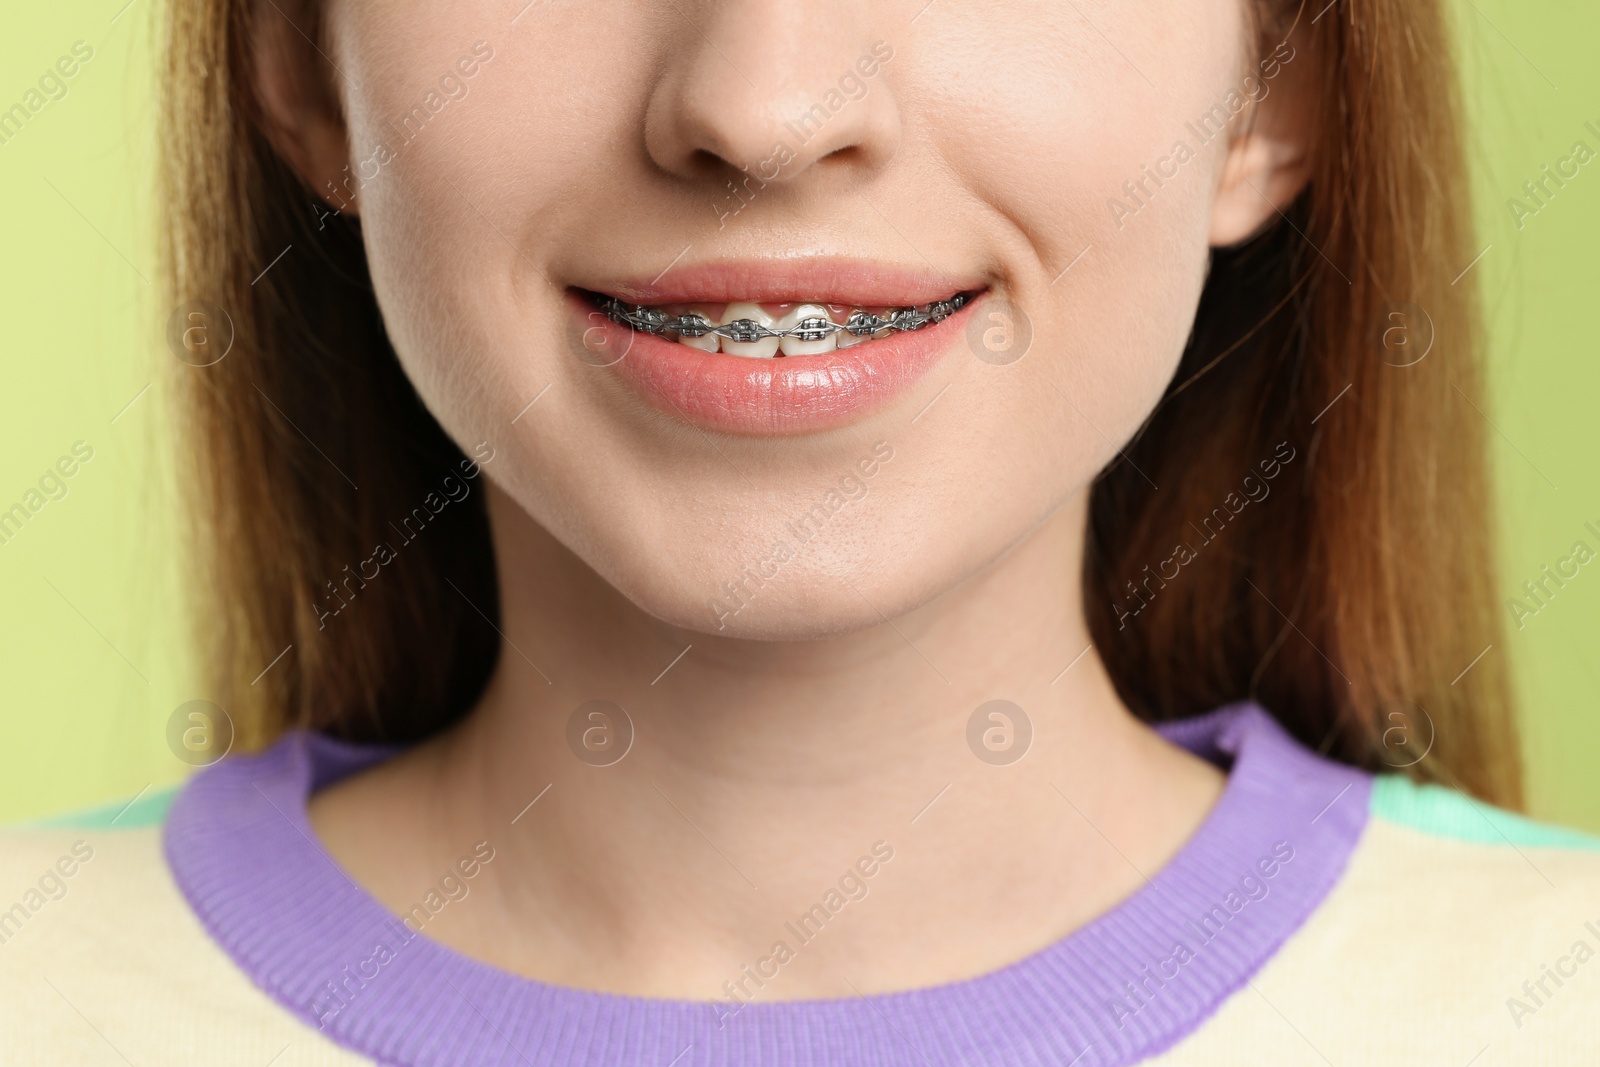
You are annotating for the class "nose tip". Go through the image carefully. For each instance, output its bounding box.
[643,13,901,187]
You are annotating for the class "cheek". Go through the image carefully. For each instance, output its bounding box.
[914,2,1237,479]
[332,6,629,438]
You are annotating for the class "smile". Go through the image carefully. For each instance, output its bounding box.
[567,259,987,434]
[584,291,975,359]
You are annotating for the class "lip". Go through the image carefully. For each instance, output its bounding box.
[569,259,987,435]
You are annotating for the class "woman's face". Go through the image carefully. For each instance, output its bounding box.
[310,0,1283,638]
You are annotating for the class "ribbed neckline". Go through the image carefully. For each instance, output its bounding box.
[164,703,1370,1066]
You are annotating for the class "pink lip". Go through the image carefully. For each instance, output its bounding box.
[568,293,981,437]
[568,258,986,435]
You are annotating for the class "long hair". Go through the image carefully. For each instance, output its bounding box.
[160,0,1521,806]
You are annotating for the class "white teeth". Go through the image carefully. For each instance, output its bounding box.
[719,302,780,358]
[646,297,953,356]
[776,304,839,357]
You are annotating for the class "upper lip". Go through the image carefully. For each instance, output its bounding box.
[581,257,988,307]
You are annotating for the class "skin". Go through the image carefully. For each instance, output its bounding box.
[258,0,1317,999]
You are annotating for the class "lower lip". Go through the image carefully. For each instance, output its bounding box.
[568,292,981,435]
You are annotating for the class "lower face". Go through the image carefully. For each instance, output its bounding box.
[328,0,1245,639]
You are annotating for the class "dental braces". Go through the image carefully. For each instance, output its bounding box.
[592,292,971,343]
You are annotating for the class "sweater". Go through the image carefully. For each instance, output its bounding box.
[3,702,1598,1065]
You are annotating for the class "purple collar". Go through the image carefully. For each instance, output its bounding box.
[164,703,1369,1066]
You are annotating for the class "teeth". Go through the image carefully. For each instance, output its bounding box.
[718,302,780,358]
[676,309,720,352]
[776,305,838,357]
[597,291,970,357]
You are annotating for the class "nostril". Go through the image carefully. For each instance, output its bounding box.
[686,148,732,177]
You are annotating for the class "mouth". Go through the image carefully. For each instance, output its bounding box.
[566,260,988,436]
[581,290,977,359]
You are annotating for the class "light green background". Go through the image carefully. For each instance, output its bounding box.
[0,3,1596,825]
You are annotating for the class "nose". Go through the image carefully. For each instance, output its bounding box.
[643,3,902,186]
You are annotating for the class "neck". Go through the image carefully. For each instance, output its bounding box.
[309,483,1225,1001]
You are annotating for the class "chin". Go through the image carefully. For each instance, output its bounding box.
[595,545,929,642]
